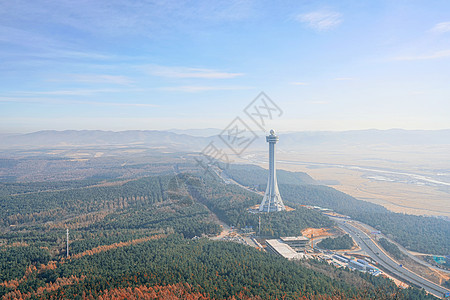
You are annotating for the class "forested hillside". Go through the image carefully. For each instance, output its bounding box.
[0,167,441,299]
[224,165,450,255]
[190,174,334,237]
[0,172,331,238]
[0,235,437,299]
[317,234,355,250]
[224,164,316,186]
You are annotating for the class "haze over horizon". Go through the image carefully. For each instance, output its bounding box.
[1,1,450,133]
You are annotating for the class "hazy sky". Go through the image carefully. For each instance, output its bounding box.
[1,0,450,133]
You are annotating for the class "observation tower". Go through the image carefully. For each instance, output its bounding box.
[259,130,286,212]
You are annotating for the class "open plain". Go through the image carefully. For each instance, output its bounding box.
[242,143,450,218]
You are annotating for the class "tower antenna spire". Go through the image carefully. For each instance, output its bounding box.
[259,130,286,212]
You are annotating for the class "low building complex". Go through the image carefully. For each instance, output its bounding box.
[280,236,310,251]
[266,239,306,260]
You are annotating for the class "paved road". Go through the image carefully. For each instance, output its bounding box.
[353,219,450,275]
[333,217,450,298]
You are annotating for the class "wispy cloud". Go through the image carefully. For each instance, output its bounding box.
[296,10,342,31]
[47,50,114,60]
[148,65,243,79]
[81,101,158,108]
[50,74,134,85]
[430,21,450,34]
[15,88,143,96]
[0,25,56,48]
[393,49,450,61]
[0,1,254,39]
[0,25,114,61]
[0,96,158,108]
[290,82,309,86]
[158,85,252,92]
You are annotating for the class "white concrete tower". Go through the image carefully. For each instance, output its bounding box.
[259,129,286,212]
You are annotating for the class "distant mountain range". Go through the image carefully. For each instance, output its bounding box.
[167,128,223,137]
[282,129,450,146]
[0,130,212,151]
[1,129,449,150]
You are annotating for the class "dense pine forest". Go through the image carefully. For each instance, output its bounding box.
[0,235,436,299]
[378,238,406,261]
[317,234,355,250]
[190,174,334,237]
[0,161,442,299]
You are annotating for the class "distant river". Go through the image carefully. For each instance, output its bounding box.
[246,157,450,188]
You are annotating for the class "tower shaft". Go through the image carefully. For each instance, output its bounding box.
[259,130,286,212]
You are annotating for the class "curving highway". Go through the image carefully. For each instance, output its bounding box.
[213,165,450,298]
[333,217,450,298]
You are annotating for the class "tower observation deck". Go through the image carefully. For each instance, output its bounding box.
[259,130,286,212]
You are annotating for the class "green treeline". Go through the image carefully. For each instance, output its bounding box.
[378,238,405,261]
[0,245,51,282]
[351,212,450,255]
[190,175,334,237]
[0,176,170,226]
[317,234,355,250]
[224,164,316,187]
[0,179,101,197]
[86,202,221,239]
